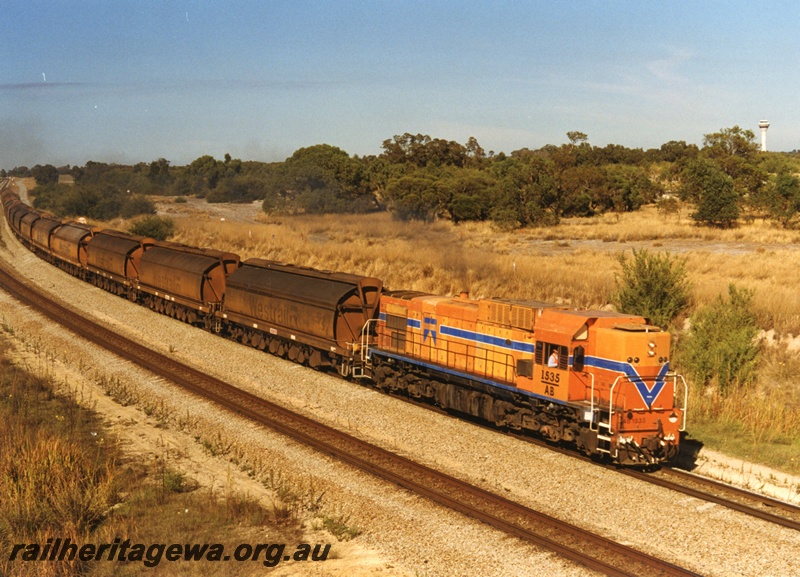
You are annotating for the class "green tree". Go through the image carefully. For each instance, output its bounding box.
[120,195,157,218]
[147,158,172,186]
[701,126,765,203]
[491,151,558,226]
[384,171,447,221]
[702,125,759,160]
[442,170,492,223]
[261,144,373,214]
[600,165,662,213]
[692,172,739,227]
[31,164,59,186]
[764,171,800,228]
[380,133,468,168]
[680,158,740,227]
[557,165,606,217]
[677,285,760,394]
[612,249,691,328]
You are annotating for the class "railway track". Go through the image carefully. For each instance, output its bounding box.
[648,466,800,531]
[0,250,700,577]
[504,424,800,532]
[346,372,800,533]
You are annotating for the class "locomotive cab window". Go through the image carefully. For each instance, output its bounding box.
[537,342,568,370]
[572,345,585,372]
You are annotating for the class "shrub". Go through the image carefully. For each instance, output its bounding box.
[120,195,156,218]
[129,215,176,241]
[677,284,761,394]
[611,249,691,328]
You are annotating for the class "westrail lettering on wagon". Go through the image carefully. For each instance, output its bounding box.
[239,295,329,336]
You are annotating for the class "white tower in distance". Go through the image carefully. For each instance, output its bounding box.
[758,119,770,152]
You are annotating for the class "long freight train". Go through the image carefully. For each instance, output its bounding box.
[1,181,686,465]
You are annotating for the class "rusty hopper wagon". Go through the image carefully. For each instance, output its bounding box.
[18,210,41,244]
[8,202,32,236]
[29,216,62,254]
[136,241,240,326]
[220,258,383,375]
[49,223,94,276]
[86,230,155,297]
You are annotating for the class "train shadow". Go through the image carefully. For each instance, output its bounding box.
[671,432,704,471]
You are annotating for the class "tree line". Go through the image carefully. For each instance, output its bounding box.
[4,127,800,228]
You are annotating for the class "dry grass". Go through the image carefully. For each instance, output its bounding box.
[0,336,308,577]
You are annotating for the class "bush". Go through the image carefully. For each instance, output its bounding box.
[207,176,266,204]
[120,195,156,218]
[611,249,691,328]
[129,215,176,241]
[677,284,760,394]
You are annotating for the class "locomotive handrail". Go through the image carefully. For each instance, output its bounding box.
[586,372,598,431]
[675,373,688,432]
[360,318,378,364]
[608,376,622,435]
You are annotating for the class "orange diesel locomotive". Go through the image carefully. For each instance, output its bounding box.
[369,292,686,465]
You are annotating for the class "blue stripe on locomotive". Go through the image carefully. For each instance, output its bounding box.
[379,313,534,353]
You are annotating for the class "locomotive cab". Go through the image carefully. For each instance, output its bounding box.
[589,323,686,464]
[534,309,686,465]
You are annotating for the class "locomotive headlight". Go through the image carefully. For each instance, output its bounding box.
[668,411,678,424]
[647,350,656,357]
[648,341,656,349]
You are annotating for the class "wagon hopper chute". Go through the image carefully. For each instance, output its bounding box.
[221,258,383,372]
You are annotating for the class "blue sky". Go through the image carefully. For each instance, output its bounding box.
[1,1,797,167]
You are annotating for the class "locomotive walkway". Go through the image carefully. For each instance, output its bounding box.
[0,253,701,577]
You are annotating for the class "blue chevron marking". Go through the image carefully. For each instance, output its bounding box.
[583,356,670,408]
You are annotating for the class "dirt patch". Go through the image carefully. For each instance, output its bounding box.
[156,197,264,224]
